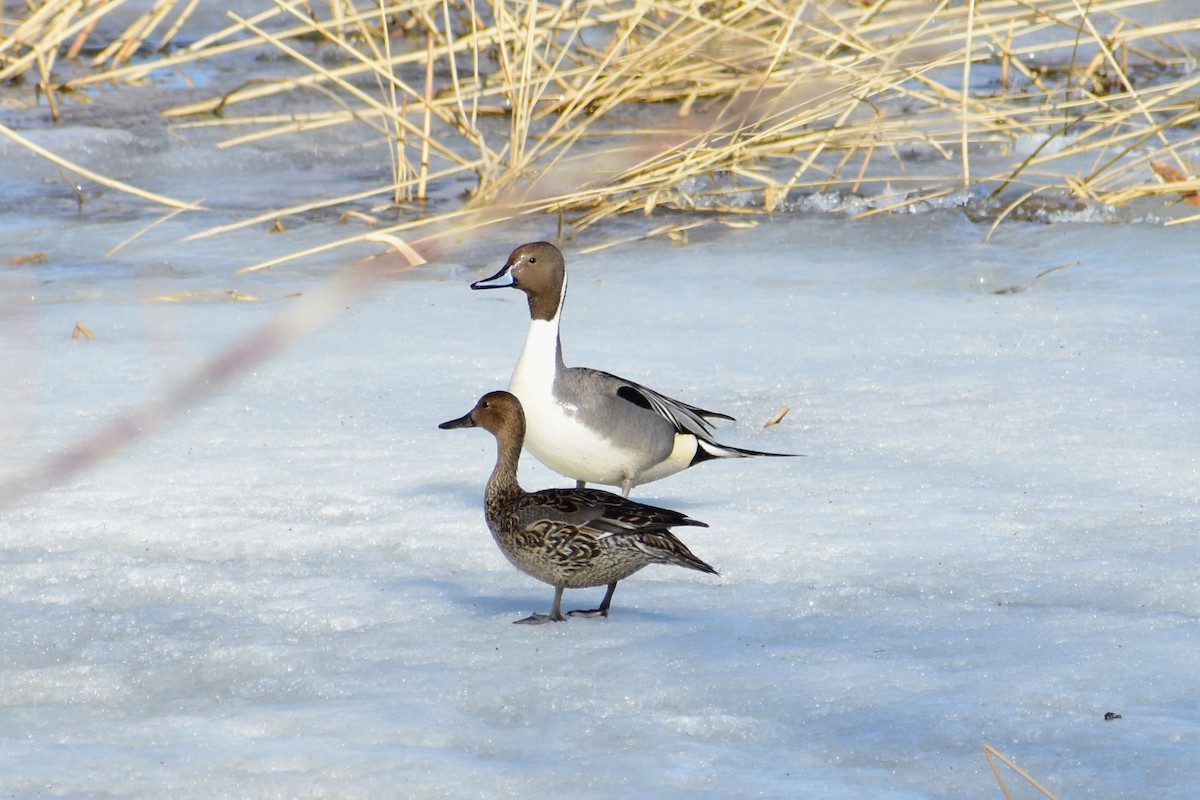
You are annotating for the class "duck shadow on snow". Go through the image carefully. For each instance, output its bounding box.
[381,573,707,626]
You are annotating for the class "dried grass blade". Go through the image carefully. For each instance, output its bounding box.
[0,121,199,210]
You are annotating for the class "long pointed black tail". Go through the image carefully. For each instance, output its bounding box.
[692,439,803,465]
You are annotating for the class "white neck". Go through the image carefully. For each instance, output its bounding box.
[510,274,567,392]
[511,314,562,394]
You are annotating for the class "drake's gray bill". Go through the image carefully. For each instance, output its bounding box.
[469,263,514,290]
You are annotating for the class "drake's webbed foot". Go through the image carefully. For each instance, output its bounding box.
[567,583,616,619]
[514,611,565,625]
[566,607,609,619]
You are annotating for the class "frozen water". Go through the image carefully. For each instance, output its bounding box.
[1,205,1198,798]
[1,12,1199,791]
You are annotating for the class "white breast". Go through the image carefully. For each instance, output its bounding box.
[508,319,647,487]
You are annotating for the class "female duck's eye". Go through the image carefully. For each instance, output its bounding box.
[528,257,536,263]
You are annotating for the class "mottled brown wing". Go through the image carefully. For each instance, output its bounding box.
[542,525,603,561]
[602,529,719,575]
[508,518,604,576]
[518,488,707,535]
[506,492,716,577]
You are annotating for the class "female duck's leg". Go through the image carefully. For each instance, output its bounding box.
[515,584,567,624]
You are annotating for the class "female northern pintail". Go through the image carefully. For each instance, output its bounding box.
[439,391,717,624]
[471,241,794,497]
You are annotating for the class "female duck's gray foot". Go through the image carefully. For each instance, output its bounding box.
[515,584,567,624]
[575,479,586,490]
[568,581,617,619]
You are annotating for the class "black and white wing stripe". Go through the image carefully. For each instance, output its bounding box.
[608,374,734,440]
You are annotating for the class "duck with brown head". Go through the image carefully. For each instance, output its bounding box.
[471,242,796,498]
[439,390,717,625]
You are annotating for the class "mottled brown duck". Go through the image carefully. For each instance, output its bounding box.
[439,390,717,624]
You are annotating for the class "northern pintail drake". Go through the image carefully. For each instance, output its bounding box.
[471,241,794,497]
[439,391,717,625]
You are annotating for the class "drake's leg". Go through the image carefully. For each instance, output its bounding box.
[568,582,617,618]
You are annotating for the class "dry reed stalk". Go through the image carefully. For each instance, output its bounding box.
[418,33,434,200]
[227,11,475,172]
[0,120,196,209]
[106,199,207,257]
[983,743,1059,800]
[0,0,199,81]
[359,5,411,205]
[181,161,472,246]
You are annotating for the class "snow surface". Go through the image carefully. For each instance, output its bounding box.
[1,208,1198,798]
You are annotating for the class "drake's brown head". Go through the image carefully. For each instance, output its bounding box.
[469,242,566,322]
[438,390,526,440]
